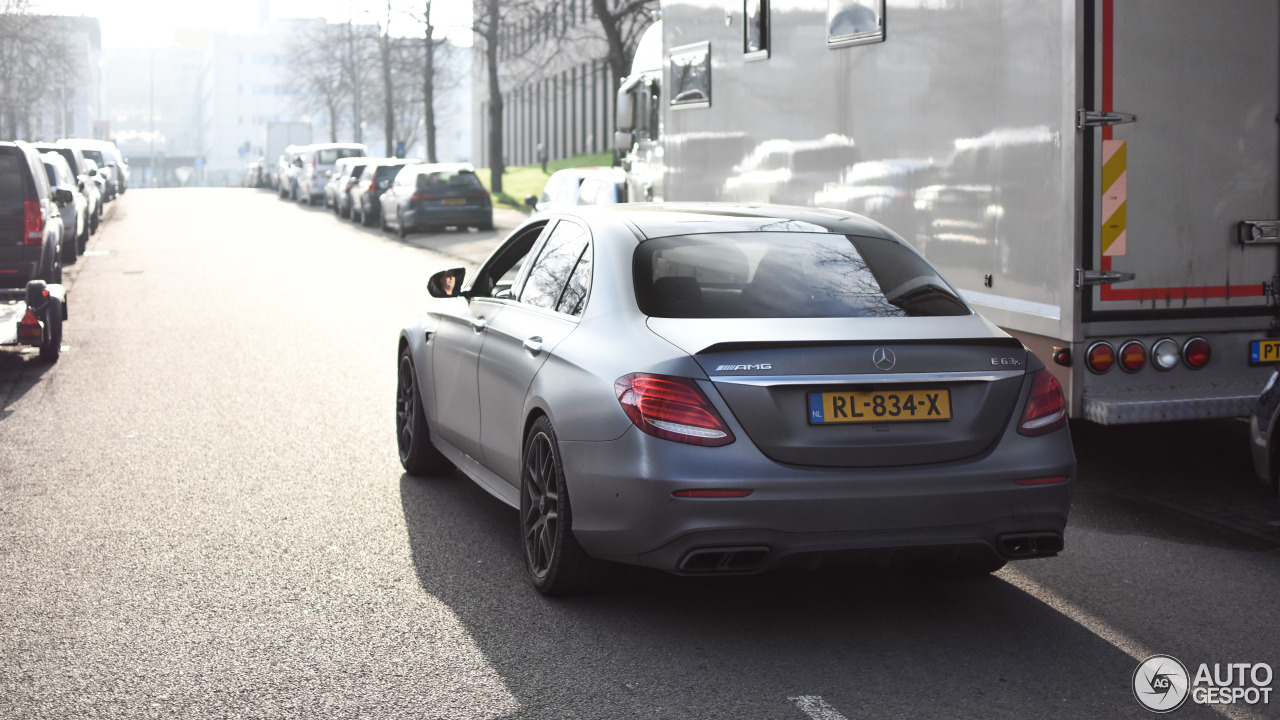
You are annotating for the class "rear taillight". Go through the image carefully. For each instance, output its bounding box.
[615,373,735,447]
[1183,337,1211,369]
[23,200,42,245]
[369,179,377,194]
[411,193,434,202]
[1086,342,1115,374]
[1118,340,1146,372]
[1018,369,1067,437]
[16,307,41,343]
[672,489,753,498]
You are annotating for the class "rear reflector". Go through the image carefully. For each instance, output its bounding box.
[1015,476,1069,486]
[1017,369,1067,437]
[16,307,41,343]
[1052,347,1071,367]
[615,373,735,447]
[1118,340,1146,372]
[672,489,752,498]
[1183,337,1210,369]
[1086,342,1115,373]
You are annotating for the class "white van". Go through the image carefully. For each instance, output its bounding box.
[296,143,367,206]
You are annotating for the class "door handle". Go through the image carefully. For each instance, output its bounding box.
[523,336,544,355]
[470,317,488,332]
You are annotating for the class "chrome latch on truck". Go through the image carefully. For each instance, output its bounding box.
[1077,109,1137,130]
[1076,268,1136,288]
[1238,220,1280,245]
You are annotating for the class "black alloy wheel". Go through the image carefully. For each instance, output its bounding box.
[396,348,451,475]
[521,416,596,595]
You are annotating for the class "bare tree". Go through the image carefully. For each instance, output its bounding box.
[283,22,351,142]
[0,1,76,140]
[590,0,656,90]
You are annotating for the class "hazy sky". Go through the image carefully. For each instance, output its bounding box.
[32,0,472,48]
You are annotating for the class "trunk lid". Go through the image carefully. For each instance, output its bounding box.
[649,316,1028,467]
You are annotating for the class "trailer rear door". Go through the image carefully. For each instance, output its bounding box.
[1084,0,1279,319]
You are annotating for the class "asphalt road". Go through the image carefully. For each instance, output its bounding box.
[1,189,1278,720]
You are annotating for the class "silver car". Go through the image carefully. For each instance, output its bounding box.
[396,203,1076,594]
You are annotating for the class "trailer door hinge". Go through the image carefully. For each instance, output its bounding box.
[1077,268,1137,287]
[1238,220,1280,245]
[1077,109,1137,130]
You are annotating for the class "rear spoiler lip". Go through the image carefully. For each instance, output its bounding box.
[697,336,1025,355]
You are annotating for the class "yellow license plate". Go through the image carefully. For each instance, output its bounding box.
[1251,339,1280,364]
[441,198,466,206]
[808,389,952,423]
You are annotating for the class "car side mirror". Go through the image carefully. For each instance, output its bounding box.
[524,195,538,210]
[613,131,634,151]
[88,168,97,176]
[54,188,73,204]
[428,267,467,298]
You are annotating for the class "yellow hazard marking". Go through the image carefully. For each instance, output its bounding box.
[1101,140,1127,256]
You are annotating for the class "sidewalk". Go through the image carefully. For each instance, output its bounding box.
[401,207,527,267]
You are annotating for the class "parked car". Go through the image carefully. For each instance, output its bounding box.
[526,166,627,217]
[1249,367,1280,503]
[82,158,106,222]
[0,141,69,286]
[297,143,366,206]
[41,152,88,262]
[334,161,369,219]
[34,142,101,236]
[58,138,123,201]
[351,159,417,227]
[380,163,493,237]
[276,145,307,200]
[324,157,362,210]
[395,203,1076,594]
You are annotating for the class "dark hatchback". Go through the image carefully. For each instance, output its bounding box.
[380,163,493,237]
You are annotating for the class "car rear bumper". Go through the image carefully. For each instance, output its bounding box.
[403,206,492,228]
[560,421,1075,574]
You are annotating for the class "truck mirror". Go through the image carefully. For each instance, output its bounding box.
[613,131,634,152]
[524,195,538,209]
[616,91,635,132]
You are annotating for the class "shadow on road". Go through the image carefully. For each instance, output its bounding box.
[397,469,1151,718]
[0,350,54,421]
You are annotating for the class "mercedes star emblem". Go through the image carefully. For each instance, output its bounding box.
[872,347,896,371]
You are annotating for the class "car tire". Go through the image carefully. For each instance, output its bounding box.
[61,230,77,265]
[397,348,452,476]
[397,213,407,239]
[379,210,388,232]
[78,223,89,254]
[89,210,98,234]
[478,219,495,232]
[39,295,62,364]
[521,415,598,595]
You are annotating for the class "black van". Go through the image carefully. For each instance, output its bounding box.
[0,141,69,288]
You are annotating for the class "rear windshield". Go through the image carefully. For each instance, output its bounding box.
[0,152,28,211]
[80,149,105,165]
[634,232,970,319]
[416,170,483,192]
[51,149,77,171]
[375,165,405,181]
[319,148,364,164]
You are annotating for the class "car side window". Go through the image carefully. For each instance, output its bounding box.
[519,221,589,313]
[473,221,554,300]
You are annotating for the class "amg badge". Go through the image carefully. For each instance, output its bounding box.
[716,363,773,371]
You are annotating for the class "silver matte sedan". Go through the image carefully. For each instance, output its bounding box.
[396,204,1075,594]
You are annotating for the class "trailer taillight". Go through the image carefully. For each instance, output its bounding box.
[1151,339,1179,371]
[1086,342,1115,374]
[1118,341,1146,372]
[23,200,42,245]
[1183,337,1211,369]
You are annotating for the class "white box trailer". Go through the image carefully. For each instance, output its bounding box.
[614,1,1280,423]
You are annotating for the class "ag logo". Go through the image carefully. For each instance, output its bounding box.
[1134,655,1190,713]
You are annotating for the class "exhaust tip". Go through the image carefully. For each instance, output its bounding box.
[998,532,1064,558]
[678,546,770,573]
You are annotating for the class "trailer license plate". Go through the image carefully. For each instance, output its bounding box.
[441,198,466,206]
[1250,340,1280,364]
[808,389,951,424]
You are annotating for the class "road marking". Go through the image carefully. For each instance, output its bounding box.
[1002,568,1266,720]
[789,695,850,720]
